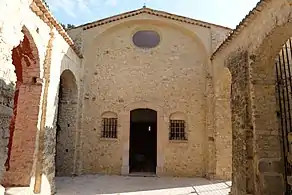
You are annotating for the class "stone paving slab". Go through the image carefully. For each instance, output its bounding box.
[56,174,231,195]
[4,175,231,195]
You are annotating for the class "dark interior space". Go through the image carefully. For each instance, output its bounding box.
[129,109,157,173]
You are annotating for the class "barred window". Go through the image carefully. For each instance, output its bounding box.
[169,120,186,140]
[101,118,117,138]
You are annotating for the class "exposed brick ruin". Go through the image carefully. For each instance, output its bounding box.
[2,30,42,187]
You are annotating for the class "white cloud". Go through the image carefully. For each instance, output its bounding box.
[46,0,118,18]
[105,0,118,7]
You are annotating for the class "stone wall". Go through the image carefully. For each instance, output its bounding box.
[55,70,78,177]
[227,50,254,195]
[211,0,292,194]
[0,82,14,181]
[77,14,231,177]
[213,66,232,180]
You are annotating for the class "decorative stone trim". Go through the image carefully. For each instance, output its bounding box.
[211,0,267,59]
[78,7,231,31]
[30,0,83,58]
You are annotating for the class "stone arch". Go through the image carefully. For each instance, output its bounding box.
[123,100,164,114]
[101,111,118,118]
[55,69,78,177]
[248,22,292,194]
[120,100,166,175]
[169,111,186,120]
[2,26,42,187]
[226,14,292,194]
[87,19,209,60]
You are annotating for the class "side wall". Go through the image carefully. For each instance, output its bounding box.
[212,0,291,194]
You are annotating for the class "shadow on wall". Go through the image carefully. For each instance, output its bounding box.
[0,79,14,181]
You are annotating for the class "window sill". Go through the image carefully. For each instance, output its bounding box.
[169,139,188,143]
[100,138,118,141]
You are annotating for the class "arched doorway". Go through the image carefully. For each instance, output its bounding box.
[2,27,42,186]
[227,29,292,195]
[55,69,78,176]
[129,109,157,174]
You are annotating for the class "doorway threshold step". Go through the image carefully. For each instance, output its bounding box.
[128,172,156,177]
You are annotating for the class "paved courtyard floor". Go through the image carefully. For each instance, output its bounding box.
[56,175,231,195]
[5,174,231,195]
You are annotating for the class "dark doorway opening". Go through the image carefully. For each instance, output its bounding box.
[129,109,157,174]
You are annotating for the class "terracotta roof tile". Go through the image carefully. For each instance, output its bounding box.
[70,7,231,31]
[31,0,83,58]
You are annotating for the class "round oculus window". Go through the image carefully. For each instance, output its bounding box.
[132,30,160,48]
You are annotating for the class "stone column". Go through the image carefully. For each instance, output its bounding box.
[227,50,254,195]
[249,52,285,195]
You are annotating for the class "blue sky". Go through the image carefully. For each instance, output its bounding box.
[46,0,259,29]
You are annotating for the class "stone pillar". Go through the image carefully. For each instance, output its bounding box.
[213,67,232,180]
[205,73,216,179]
[227,50,254,195]
[249,52,285,195]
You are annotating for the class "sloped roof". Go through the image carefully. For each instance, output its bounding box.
[74,6,232,31]
[211,0,266,59]
[30,0,83,58]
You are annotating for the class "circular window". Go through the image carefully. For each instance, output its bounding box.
[132,30,160,48]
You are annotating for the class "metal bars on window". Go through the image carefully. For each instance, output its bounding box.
[101,118,117,138]
[169,120,186,140]
[275,38,292,194]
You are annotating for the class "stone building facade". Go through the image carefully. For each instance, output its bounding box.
[1,0,292,195]
[66,8,232,179]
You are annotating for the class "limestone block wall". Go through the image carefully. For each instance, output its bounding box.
[42,30,82,194]
[213,66,232,180]
[211,0,292,194]
[80,19,211,177]
[211,26,231,53]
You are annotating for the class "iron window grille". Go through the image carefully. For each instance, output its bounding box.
[101,118,117,138]
[275,38,292,194]
[169,120,187,140]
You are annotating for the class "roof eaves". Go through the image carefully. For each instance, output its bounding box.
[211,0,266,60]
[78,7,232,31]
[30,0,83,58]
